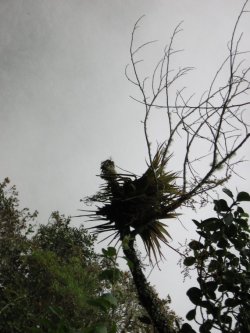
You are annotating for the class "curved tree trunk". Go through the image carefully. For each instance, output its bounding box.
[122,236,176,333]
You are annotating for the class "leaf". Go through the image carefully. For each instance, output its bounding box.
[205,281,217,292]
[192,219,200,227]
[186,308,196,321]
[189,240,204,250]
[180,323,196,333]
[210,231,223,242]
[200,300,212,308]
[102,247,117,257]
[237,191,250,202]
[217,237,230,248]
[225,298,240,307]
[186,287,202,305]
[223,188,234,198]
[200,218,220,231]
[223,213,233,225]
[214,199,229,212]
[184,256,196,266]
[237,206,245,214]
[199,320,213,333]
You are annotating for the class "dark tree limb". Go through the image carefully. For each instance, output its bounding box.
[121,235,176,333]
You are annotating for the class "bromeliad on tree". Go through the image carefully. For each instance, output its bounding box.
[80,146,182,261]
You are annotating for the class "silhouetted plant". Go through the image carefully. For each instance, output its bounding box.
[182,189,250,333]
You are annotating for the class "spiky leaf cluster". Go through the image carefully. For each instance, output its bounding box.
[83,149,182,261]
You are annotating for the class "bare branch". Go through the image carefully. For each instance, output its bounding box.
[127,1,250,208]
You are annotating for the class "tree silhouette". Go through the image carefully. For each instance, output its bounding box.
[82,1,250,332]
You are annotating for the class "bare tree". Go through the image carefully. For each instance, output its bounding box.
[82,2,250,332]
[125,2,250,210]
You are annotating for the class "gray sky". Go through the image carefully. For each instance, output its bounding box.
[0,0,249,322]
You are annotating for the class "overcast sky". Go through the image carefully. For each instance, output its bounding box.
[0,0,249,322]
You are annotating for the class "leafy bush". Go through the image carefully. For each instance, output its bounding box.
[183,190,250,333]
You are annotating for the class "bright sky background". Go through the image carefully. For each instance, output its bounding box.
[0,0,249,324]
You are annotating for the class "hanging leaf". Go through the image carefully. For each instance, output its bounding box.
[186,308,196,321]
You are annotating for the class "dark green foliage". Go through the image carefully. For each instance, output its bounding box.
[0,178,177,333]
[33,211,97,263]
[183,189,250,333]
[0,178,37,333]
[0,179,101,332]
[0,179,121,333]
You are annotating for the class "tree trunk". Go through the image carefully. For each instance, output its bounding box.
[122,236,176,333]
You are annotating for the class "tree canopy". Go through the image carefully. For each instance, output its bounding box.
[0,178,178,333]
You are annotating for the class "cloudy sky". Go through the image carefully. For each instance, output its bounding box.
[0,0,249,321]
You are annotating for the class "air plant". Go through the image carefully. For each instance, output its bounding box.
[79,146,182,261]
